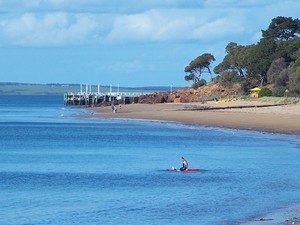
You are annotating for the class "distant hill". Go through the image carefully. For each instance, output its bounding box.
[0,82,179,95]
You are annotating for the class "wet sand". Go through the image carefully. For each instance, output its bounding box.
[239,203,300,225]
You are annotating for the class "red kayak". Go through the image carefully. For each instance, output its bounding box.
[167,168,201,172]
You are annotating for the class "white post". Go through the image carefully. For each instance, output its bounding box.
[80,84,82,95]
[85,84,88,94]
[98,84,100,94]
[170,84,173,92]
[109,84,112,102]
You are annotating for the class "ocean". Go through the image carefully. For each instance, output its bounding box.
[0,95,300,225]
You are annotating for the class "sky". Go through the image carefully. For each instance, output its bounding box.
[0,0,299,87]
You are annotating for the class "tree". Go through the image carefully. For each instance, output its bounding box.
[183,16,300,96]
[225,42,238,53]
[217,71,242,88]
[184,53,215,83]
[267,58,287,84]
[262,16,300,41]
[275,37,300,62]
[246,38,277,86]
[184,73,196,83]
[288,57,300,96]
[214,43,251,77]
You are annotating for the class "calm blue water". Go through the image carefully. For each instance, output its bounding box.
[0,95,300,225]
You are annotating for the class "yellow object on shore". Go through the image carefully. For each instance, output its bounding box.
[249,87,261,98]
[215,98,238,104]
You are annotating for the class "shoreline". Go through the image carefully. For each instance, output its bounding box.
[84,101,300,135]
[238,203,300,225]
[81,101,300,224]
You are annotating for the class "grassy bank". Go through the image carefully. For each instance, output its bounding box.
[251,96,300,104]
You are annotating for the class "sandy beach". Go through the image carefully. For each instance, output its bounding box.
[83,100,300,224]
[86,100,300,134]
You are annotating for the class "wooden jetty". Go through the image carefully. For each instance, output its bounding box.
[64,91,142,106]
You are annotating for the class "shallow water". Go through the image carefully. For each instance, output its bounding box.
[0,95,300,225]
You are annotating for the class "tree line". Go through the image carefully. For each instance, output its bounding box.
[184,16,300,97]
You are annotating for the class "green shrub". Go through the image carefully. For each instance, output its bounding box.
[191,79,207,89]
[258,87,272,97]
[273,88,286,97]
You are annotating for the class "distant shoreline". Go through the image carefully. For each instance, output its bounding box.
[83,101,300,135]
[0,82,173,95]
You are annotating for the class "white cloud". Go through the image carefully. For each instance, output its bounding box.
[106,8,248,43]
[0,12,100,46]
[106,9,195,43]
[190,17,245,40]
[0,0,299,46]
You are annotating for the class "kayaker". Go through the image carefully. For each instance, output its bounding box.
[180,156,188,171]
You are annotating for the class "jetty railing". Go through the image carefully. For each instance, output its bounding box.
[64,91,144,106]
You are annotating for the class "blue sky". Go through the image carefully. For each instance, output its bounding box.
[0,0,299,87]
